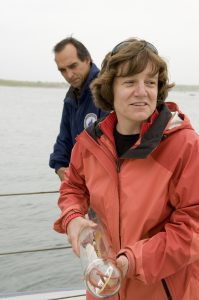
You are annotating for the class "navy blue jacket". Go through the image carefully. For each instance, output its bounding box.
[49,63,106,170]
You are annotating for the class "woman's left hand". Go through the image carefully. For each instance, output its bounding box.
[116,255,129,278]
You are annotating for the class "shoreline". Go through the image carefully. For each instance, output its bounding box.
[0,79,68,89]
[0,79,199,92]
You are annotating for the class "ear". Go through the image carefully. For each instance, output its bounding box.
[85,56,91,65]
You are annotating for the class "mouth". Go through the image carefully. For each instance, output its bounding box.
[71,78,79,83]
[130,102,148,106]
[70,79,81,87]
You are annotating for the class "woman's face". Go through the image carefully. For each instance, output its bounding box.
[113,62,158,134]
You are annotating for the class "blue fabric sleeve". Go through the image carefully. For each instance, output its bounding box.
[49,103,73,170]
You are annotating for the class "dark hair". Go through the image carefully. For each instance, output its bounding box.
[91,38,174,112]
[53,36,92,62]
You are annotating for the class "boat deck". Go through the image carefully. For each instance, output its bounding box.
[0,289,86,299]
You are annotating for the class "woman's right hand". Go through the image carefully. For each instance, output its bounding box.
[67,216,97,256]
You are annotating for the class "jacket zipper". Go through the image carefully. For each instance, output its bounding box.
[116,159,172,300]
[116,158,121,300]
[117,155,172,300]
[116,159,121,173]
[161,279,173,300]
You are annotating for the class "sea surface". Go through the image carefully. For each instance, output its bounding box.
[0,86,198,297]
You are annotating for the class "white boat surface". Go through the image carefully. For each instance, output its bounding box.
[0,289,86,300]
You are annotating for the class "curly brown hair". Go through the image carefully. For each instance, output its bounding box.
[91,39,174,112]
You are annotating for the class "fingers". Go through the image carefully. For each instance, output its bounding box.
[67,217,97,257]
[67,235,72,245]
[67,235,79,256]
[116,255,129,278]
[88,220,98,229]
[67,229,80,256]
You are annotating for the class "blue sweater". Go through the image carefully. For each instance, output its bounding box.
[49,63,106,170]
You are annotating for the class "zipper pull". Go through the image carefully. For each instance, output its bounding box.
[116,159,121,173]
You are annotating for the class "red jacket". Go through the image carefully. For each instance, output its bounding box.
[54,102,199,300]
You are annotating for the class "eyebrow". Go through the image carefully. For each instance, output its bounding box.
[58,62,78,72]
[67,62,78,68]
[123,73,159,78]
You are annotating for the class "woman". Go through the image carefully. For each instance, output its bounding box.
[54,38,199,300]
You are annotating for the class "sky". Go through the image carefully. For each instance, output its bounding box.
[0,0,199,85]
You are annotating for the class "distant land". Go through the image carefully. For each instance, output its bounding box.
[0,79,68,89]
[0,78,199,92]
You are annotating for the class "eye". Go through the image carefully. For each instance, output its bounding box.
[123,80,136,87]
[145,80,157,86]
[69,63,78,70]
[58,68,65,73]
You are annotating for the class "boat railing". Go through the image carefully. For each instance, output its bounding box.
[0,190,73,257]
[0,190,86,298]
[0,190,58,197]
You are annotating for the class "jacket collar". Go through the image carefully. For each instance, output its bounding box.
[124,104,172,159]
[86,103,172,159]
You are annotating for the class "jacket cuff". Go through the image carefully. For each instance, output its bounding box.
[62,212,83,233]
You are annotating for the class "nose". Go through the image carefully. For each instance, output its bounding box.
[134,82,147,96]
[65,69,74,80]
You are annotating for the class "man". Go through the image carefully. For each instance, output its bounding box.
[49,37,106,181]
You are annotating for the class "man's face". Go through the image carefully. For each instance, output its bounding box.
[55,44,91,89]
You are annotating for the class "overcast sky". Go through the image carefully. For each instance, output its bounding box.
[0,0,198,85]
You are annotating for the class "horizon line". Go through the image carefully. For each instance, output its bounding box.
[0,78,199,91]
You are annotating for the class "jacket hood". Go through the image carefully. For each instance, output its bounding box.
[85,101,194,159]
[164,101,193,133]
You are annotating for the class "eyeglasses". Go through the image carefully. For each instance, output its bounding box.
[111,39,158,56]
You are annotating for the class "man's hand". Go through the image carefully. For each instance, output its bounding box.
[56,167,66,181]
[67,217,97,256]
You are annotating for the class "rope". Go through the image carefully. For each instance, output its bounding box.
[0,245,72,256]
[50,294,86,300]
[0,191,59,197]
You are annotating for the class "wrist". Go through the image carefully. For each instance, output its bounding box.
[63,213,83,233]
[56,167,67,181]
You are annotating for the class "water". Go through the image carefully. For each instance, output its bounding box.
[0,86,198,296]
[0,86,84,296]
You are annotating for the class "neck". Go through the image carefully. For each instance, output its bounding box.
[116,122,141,135]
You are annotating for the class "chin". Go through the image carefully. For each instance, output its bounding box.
[73,83,81,89]
[133,113,151,122]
